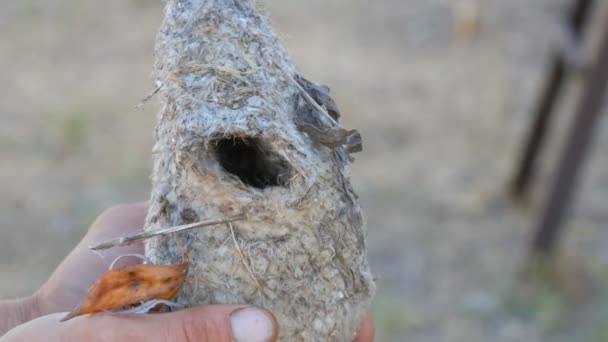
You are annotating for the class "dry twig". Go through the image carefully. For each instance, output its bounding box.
[90,213,246,251]
[228,222,263,292]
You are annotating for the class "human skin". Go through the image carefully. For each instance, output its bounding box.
[0,203,374,341]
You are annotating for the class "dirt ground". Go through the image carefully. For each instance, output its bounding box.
[2,1,608,341]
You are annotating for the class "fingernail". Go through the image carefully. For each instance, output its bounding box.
[230,306,278,342]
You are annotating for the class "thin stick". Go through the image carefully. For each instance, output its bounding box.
[136,82,164,109]
[172,232,191,261]
[228,222,263,292]
[90,213,246,251]
[277,63,340,128]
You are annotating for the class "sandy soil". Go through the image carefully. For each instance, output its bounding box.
[2,1,608,341]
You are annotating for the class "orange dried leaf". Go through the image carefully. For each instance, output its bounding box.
[61,261,189,321]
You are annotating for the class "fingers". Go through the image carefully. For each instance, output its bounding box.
[80,202,149,264]
[86,202,149,246]
[354,313,375,342]
[37,202,149,314]
[79,202,149,270]
[27,202,371,342]
[1,305,278,342]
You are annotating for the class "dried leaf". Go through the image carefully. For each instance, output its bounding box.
[295,75,340,121]
[299,124,363,152]
[294,75,363,154]
[61,261,189,321]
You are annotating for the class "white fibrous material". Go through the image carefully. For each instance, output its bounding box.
[144,0,375,340]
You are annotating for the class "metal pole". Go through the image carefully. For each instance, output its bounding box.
[531,15,608,256]
[510,0,594,201]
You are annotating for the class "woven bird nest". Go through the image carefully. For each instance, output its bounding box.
[144,1,374,340]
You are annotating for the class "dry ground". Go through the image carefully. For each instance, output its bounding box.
[2,1,608,341]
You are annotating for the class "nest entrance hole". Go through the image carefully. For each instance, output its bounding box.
[213,136,292,189]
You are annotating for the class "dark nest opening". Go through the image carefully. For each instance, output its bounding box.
[213,136,292,189]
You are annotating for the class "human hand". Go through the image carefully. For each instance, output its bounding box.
[36,203,150,315]
[1,203,374,341]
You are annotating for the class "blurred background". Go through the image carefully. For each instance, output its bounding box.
[2,0,608,340]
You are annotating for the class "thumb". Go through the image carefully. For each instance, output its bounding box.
[1,305,278,342]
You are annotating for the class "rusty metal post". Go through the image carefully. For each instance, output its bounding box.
[510,0,594,201]
[531,17,608,256]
